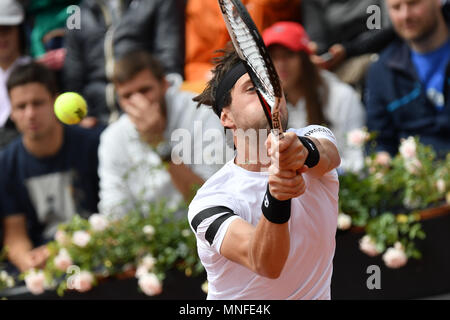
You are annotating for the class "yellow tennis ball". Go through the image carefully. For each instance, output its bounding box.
[54,92,88,125]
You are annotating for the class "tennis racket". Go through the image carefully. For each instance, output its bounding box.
[218,0,284,139]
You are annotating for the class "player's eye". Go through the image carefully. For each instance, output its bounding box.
[246,86,256,92]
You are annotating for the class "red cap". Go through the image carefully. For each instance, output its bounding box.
[263,21,312,54]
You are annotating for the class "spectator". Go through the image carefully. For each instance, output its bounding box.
[63,0,185,126]
[263,22,366,172]
[25,0,82,71]
[0,62,102,272]
[0,0,31,149]
[366,0,450,161]
[98,50,226,219]
[302,0,391,86]
[184,0,301,83]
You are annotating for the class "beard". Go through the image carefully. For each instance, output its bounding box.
[396,14,439,43]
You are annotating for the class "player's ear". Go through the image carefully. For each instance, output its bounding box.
[220,108,235,129]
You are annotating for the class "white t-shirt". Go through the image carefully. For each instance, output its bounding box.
[287,70,365,172]
[188,126,339,300]
[98,86,226,218]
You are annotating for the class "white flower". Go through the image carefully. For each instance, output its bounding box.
[72,230,91,247]
[181,229,191,237]
[24,269,46,295]
[383,242,408,269]
[436,179,446,194]
[141,255,156,270]
[404,158,422,175]
[138,273,162,296]
[72,271,94,293]
[337,213,352,230]
[347,128,369,147]
[142,225,155,237]
[201,280,208,294]
[399,137,417,160]
[88,214,109,232]
[359,235,380,257]
[135,265,149,279]
[55,230,69,246]
[403,194,421,210]
[54,248,73,272]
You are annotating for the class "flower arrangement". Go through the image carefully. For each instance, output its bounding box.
[0,248,15,291]
[18,200,203,296]
[339,129,449,268]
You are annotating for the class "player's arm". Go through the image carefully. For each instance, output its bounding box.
[220,134,306,279]
[268,131,340,179]
[220,214,291,279]
[303,137,340,178]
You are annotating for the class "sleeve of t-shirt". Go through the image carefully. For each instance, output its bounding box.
[188,193,242,254]
[287,125,338,147]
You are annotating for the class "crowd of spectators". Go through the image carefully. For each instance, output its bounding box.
[0,0,449,279]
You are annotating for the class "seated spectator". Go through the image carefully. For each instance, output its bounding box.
[263,22,366,172]
[63,0,185,127]
[366,0,450,161]
[0,62,103,272]
[313,0,450,69]
[98,50,226,219]
[302,0,391,86]
[25,0,82,71]
[185,0,301,83]
[0,0,31,149]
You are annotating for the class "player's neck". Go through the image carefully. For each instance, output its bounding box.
[234,135,270,172]
[23,123,64,158]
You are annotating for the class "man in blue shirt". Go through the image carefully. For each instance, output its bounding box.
[366,0,450,161]
[0,62,102,272]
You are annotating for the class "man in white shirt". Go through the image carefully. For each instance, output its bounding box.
[189,47,341,299]
[0,0,31,149]
[98,51,225,218]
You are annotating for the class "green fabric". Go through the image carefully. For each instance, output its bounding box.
[27,0,81,57]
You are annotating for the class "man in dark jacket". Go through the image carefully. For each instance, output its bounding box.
[365,0,450,160]
[63,0,185,125]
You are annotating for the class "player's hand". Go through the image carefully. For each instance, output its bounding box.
[267,166,306,201]
[266,132,308,201]
[122,93,166,145]
[266,132,309,173]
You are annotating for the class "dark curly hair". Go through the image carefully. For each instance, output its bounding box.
[193,43,242,117]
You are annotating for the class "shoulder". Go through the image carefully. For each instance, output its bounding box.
[0,137,23,167]
[188,163,238,217]
[100,114,134,140]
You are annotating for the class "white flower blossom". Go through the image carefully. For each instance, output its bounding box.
[72,230,91,247]
[143,225,155,237]
[399,137,417,160]
[89,214,109,232]
[138,273,162,296]
[54,230,70,246]
[347,128,370,147]
[359,235,380,257]
[72,271,94,293]
[337,213,352,230]
[54,248,73,272]
[436,179,446,194]
[24,269,46,295]
[383,242,408,269]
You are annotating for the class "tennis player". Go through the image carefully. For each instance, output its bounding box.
[189,47,341,300]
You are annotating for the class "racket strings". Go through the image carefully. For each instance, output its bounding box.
[222,1,276,106]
